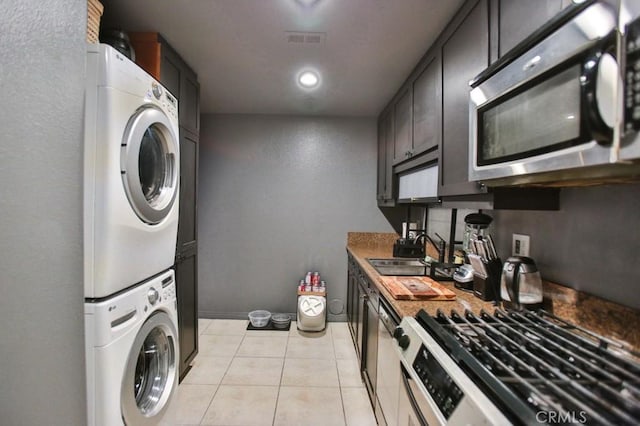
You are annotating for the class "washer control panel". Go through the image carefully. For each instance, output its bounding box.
[163,91,178,120]
[161,275,176,302]
[146,81,178,121]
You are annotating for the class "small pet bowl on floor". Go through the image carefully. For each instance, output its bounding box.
[248,310,271,328]
[271,313,291,329]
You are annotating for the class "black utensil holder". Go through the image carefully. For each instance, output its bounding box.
[392,241,426,258]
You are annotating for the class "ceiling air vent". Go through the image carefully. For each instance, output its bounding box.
[285,31,326,46]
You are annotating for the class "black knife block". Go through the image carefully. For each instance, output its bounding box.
[473,258,502,302]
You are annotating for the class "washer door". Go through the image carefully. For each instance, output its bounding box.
[121,311,178,426]
[121,105,178,224]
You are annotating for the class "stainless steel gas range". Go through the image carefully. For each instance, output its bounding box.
[394,309,640,425]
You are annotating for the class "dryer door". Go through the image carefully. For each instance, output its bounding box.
[121,105,179,224]
[121,311,179,425]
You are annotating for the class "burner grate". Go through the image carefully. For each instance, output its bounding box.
[422,308,640,425]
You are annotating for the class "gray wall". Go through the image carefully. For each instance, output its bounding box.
[0,1,87,425]
[198,114,393,319]
[490,183,640,310]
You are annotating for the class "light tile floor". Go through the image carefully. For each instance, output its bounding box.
[160,319,377,426]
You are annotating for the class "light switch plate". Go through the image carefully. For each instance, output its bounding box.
[512,234,530,257]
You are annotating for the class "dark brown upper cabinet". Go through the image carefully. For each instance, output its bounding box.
[375,0,566,204]
[392,88,413,165]
[497,0,565,58]
[412,54,442,156]
[376,110,395,206]
[439,0,490,197]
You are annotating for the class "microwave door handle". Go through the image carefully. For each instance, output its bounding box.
[400,364,430,426]
[582,49,619,143]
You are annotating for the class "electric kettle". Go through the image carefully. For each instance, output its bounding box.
[500,256,543,309]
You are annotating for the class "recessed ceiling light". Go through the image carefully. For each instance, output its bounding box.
[298,71,319,88]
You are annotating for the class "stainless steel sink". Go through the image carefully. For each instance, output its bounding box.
[368,258,427,267]
[367,258,455,280]
[367,258,428,276]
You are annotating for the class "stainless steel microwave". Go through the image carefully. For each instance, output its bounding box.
[468,0,640,186]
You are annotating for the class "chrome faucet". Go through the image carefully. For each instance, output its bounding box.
[413,232,446,263]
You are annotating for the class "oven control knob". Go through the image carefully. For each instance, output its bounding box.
[147,287,159,305]
[393,326,404,340]
[397,334,411,350]
[393,327,411,350]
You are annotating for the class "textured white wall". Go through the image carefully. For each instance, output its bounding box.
[0,1,87,424]
[198,114,393,319]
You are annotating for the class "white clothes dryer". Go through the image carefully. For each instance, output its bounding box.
[85,269,179,426]
[84,44,180,298]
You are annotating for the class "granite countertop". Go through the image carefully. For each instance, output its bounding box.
[346,232,497,318]
[347,232,640,352]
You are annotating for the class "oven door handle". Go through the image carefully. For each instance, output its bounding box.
[400,364,429,426]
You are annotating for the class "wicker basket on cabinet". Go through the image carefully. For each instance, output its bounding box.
[87,0,104,43]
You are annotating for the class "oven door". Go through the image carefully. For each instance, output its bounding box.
[398,364,438,426]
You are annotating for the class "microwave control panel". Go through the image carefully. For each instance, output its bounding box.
[625,16,640,132]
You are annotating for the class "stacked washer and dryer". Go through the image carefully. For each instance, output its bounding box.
[84,44,181,426]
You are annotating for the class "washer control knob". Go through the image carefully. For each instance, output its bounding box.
[151,82,162,100]
[147,287,159,305]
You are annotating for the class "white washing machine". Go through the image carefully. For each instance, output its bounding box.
[84,43,180,298]
[85,269,179,426]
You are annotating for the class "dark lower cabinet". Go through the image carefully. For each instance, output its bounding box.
[363,281,379,405]
[356,278,367,363]
[346,254,380,409]
[176,129,199,381]
[347,255,359,348]
[175,249,197,379]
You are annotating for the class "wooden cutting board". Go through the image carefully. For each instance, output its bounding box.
[378,276,456,300]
